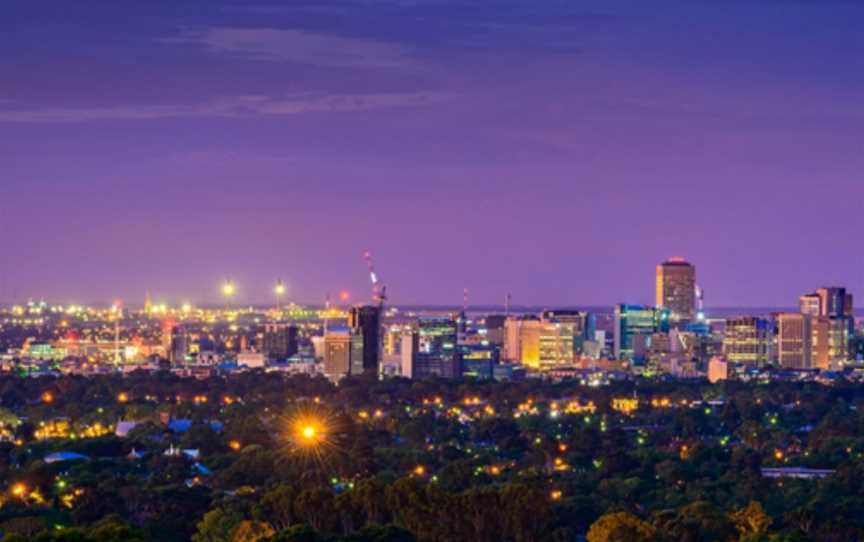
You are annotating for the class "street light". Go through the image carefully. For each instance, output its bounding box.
[222,279,235,311]
[274,280,286,314]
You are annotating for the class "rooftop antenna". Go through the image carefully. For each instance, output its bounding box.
[505,292,512,316]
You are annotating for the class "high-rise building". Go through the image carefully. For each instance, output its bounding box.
[542,309,590,351]
[655,257,696,321]
[168,324,187,365]
[722,317,771,367]
[811,316,849,370]
[348,305,381,374]
[503,316,574,369]
[613,304,670,361]
[483,315,507,347]
[777,313,812,369]
[323,327,364,381]
[404,316,461,379]
[817,287,849,318]
[790,287,854,370]
[799,294,821,316]
[261,324,298,361]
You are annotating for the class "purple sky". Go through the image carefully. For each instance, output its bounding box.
[2,0,864,308]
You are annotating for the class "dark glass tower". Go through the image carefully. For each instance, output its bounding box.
[348,305,381,373]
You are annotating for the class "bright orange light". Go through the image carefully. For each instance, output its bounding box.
[11,483,26,497]
[558,443,568,452]
[302,425,317,440]
[550,490,562,501]
[774,450,784,460]
[117,392,129,403]
[414,465,426,476]
[339,290,350,302]
[229,440,242,451]
[41,391,53,403]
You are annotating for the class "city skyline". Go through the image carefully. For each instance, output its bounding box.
[4,1,864,306]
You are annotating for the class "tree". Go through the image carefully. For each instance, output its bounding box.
[587,512,657,542]
[0,516,48,539]
[86,515,146,542]
[731,501,772,538]
[258,484,297,530]
[342,525,416,542]
[268,525,327,542]
[193,508,243,542]
[230,521,274,542]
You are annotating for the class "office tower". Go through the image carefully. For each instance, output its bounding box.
[483,315,507,347]
[811,316,849,370]
[655,257,696,321]
[777,313,811,369]
[613,304,670,361]
[323,327,364,381]
[799,294,821,316]
[168,324,187,365]
[403,316,460,379]
[261,323,298,361]
[542,309,589,351]
[796,287,853,369]
[816,287,848,317]
[723,317,771,367]
[400,333,418,378]
[502,316,574,369]
[348,305,381,374]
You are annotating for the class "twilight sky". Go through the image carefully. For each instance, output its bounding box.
[2,0,864,308]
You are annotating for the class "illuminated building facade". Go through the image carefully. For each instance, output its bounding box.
[777,313,811,369]
[407,316,460,379]
[811,316,849,370]
[723,317,771,367]
[655,257,696,321]
[613,304,670,361]
[323,327,364,380]
[503,317,574,370]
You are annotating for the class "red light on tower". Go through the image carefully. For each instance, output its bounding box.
[339,290,350,303]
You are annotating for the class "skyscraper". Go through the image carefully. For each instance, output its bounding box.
[799,294,821,316]
[816,287,850,318]
[261,323,298,361]
[655,257,696,321]
[405,316,461,379]
[722,317,771,367]
[503,316,574,369]
[323,326,364,381]
[613,304,670,361]
[348,305,381,374]
[810,316,849,370]
[777,313,811,369]
[791,287,854,370]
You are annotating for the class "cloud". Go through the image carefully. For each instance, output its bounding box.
[165,27,411,68]
[0,92,448,123]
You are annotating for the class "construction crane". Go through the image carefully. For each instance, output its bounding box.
[363,250,387,308]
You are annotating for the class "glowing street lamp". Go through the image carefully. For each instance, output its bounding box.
[222,279,235,310]
[274,280,286,314]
